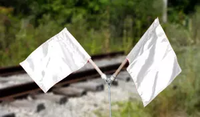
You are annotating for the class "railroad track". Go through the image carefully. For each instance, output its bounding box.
[0,51,124,77]
[0,51,134,117]
[0,51,128,101]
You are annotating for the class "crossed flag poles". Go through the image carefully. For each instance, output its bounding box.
[20,18,181,116]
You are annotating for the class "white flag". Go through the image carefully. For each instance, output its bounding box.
[126,18,181,106]
[20,28,91,93]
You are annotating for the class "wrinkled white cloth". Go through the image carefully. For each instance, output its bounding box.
[126,18,181,106]
[20,28,91,93]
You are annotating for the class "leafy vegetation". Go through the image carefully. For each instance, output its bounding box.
[1,0,200,116]
[0,0,163,66]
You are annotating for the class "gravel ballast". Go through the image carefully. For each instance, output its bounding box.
[0,72,140,117]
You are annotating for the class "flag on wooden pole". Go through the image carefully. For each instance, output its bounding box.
[126,18,181,106]
[20,28,91,93]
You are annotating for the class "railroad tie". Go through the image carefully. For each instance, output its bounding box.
[70,81,104,92]
[31,93,68,105]
[53,87,87,97]
[115,71,131,82]
[0,110,15,117]
[9,100,45,112]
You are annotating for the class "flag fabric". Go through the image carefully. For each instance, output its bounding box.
[126,18,182,106]
[20,28,91,93]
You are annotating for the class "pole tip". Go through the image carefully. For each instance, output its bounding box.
[101,74,107,80]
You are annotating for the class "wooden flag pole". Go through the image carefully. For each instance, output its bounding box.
[89,59,112,117]
[110,59,128,81]
[88,59,107,80]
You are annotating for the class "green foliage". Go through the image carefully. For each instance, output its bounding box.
[112,101,151,117]
[0,0,164,67]
[94,99,152,117]
[166,6,200,47]
[1,1,200,117]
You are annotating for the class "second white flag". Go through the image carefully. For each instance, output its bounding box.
[126,18,182,106]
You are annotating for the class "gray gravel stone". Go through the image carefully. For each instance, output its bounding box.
[0,110,15,117]
[9,100,45,113]
[0,79,139,117]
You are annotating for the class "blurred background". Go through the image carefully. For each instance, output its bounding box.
[0,0,200,116]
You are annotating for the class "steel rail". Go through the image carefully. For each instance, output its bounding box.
[0,51,124,77]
